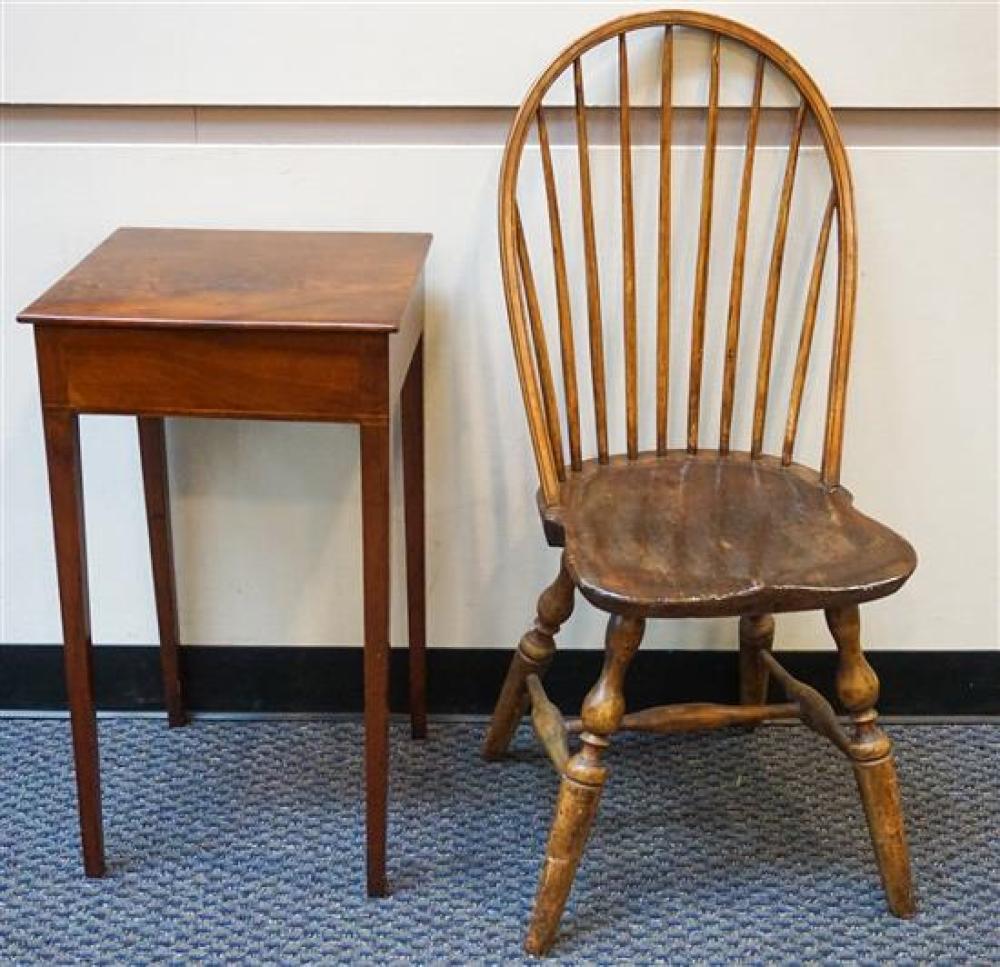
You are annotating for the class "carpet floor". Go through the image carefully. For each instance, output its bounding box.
[1,719,997,964]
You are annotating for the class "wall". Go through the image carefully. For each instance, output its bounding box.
[1,2,997,656]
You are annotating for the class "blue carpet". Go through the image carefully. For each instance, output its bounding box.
[1,719,997,964]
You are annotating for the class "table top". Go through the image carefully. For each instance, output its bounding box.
[18,228,432,333]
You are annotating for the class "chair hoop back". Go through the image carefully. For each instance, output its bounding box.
[498,10,857,506]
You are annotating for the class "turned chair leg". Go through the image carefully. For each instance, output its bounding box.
[738,613,774,708]
[482,559,575,760]
[827,605,916,918]
[525,614,645,956]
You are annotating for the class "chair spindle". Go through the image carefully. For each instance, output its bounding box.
[516,208,567,479]
[537,107,583,471]
[655,26,674,455]
[782,191,836,465]
[573,58,609,464]
[751,101,807,458]
[719,53,765,454]
[687,34,721,453]
[619,34,639,459]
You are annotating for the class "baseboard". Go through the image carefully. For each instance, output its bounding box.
[0,644,997,716]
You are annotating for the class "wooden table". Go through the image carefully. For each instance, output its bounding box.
[18,227,432,896]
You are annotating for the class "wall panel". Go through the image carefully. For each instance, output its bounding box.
[3,2,997,108]
[3,141,996,651]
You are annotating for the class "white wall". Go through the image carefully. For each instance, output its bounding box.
[1,2,997,654]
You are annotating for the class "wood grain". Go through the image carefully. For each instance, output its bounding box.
[538,108,583,471]
[655,25,674,455]
[619,34,639,460]
[573,58,609,463]
[719,54,765,455]
[854,756,917,917]
[686,34,720,454]
[738,611,774,708]
[41,408,105,878]
[516,208,566,476]
[527,674,570,773]
[751,101,807,458]
[783,191,836,465]
[759,649,852,755]
[827,605,916,916]
[482,559,575,760]
[616,701,797,733]
[137,416,186,727]
[524,734,607,956]
[20,228,431,332]
[361,419,391,897]
[34,325,388,423]
[401,337,427,739]
[526,614,643,955]
[557,452,916,619]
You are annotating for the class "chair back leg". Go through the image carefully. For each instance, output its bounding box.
[738,613,774,708]
[482,560,575,759]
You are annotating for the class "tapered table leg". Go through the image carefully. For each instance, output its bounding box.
[42,409,105,877]
[401,337,427,739]
[361,421,391,897]
[137,417,186,727]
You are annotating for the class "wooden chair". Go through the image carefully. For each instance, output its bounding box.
[483,11,917,955]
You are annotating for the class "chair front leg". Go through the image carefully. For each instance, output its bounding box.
[482,558,575,760]
[827,605,916,918]
[525,614,645,956]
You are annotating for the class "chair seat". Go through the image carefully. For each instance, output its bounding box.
[546,452,916,619]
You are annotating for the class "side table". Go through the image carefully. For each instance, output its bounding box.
[18,227,432,896]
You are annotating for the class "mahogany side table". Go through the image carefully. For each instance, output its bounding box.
[18,227,432,896]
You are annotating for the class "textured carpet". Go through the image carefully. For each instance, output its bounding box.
[1,719,997,964]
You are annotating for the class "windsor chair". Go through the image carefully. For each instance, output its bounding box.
[482,11,917,955]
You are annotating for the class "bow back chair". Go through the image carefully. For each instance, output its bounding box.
[483,10,917,955]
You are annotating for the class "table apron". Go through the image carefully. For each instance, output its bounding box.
[34,325,392,422]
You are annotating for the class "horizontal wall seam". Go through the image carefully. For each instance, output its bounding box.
[2,106,997,148]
